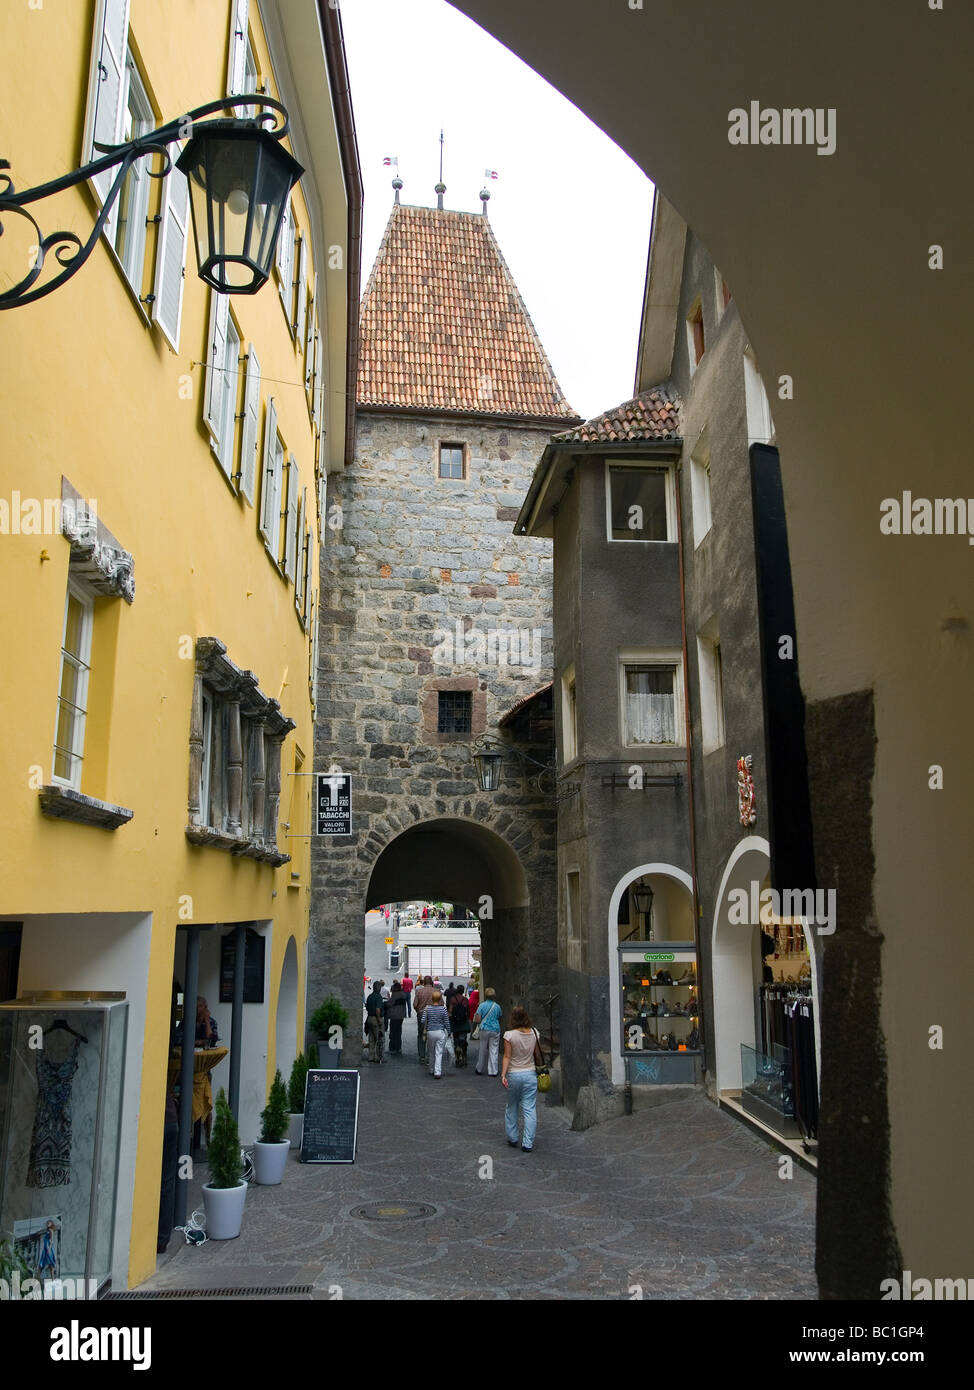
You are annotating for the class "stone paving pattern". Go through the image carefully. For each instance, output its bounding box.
[145,1024,816,1299]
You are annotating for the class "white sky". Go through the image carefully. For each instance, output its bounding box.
[339,0,654,422]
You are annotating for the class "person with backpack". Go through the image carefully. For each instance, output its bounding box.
[364,982,385,1063]
[450,985,471,1067]
[473,988,503,1076]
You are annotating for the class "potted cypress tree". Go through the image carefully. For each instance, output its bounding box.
[309,996,350,1068]
[253,1069,290,1185]
[307,1041,320,1068]
[202,1087,247,1239]
[287,1053,309,1149]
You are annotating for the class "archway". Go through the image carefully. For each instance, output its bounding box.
[365,817,546,1024]
[606,862,694,1088]
[274,935,299,1079]
[710,837,770,1094]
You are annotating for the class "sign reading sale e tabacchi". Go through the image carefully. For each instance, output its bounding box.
[315,771,352,837]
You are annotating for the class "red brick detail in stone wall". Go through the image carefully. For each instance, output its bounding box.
[380,564,392,578]
[440,569,452,582]
[469,584,497,599]
[507,573,519,586]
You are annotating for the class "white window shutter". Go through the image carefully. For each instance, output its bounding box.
[152,167,189,350]
[83,0,130,209]
[227,0,250,96]
[295,488,307,609]
[294,233,308,342]
[284,458,299,580]
[302,533,313,625]
[276,196,292,299]
[259,396,278,547]
[203,290,230,462]
[305,278,317,399]
[313,326,324,429]
[238,345,261,506]
[310,596,320,709]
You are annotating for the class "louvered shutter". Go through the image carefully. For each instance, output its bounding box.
[294,233,308,342]
[152,167,189,350]
[284,458,299,580]
[317,467,327,544]
[302,533,313,625]
[203,290,230,462]
[227,0,249,95]
[304,277,317,404]
[259,397,279,547]
[310,596,320,709]
[83,0,130,212]
[238,345,261,505]
[295,489,307,610]
[313,326,324,429]
[276,196,292,304]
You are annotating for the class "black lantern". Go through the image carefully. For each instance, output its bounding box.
[177,121,303,295]
[632,881,654,917]
[472,749,504,792]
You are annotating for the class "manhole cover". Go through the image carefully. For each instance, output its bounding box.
[350,1202,436,1222]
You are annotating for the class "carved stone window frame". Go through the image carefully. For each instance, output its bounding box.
[186,637,295,865]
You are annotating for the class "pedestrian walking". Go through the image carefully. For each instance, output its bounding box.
[364,982,385,1063]
[451,985,470,1067]
[422,904,429,921]
[473,988,503,1076]
[501,1006,543,1151]
[401,971,414,1017]
[467,982,479,1019]
[424,991,450,1078]
[386,980,407,1054]
[413,975,434,1063]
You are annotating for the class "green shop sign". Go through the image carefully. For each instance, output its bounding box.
[642,952,675,962]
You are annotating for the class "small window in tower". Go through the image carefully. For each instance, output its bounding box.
[437,690,472,733]
[438,443,466,480]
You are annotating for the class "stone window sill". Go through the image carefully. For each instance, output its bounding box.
[184,825,290,867]
[38,785,134,830]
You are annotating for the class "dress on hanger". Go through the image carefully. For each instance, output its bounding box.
[26,1036,83,1188]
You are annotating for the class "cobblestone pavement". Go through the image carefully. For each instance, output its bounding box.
[141,916,816,1300]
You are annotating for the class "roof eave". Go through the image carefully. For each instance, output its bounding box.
[514,436,683,538]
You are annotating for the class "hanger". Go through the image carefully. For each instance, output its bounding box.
[47,1018,88,1044]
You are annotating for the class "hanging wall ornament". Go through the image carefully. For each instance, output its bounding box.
[737,754,757,827]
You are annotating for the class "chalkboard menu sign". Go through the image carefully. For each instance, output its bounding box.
[300,1069,360,1164]
[219,927,265,1004]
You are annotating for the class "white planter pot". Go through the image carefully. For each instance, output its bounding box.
[288,1113,304,1150]
[202,1180,247,1240]
[253,1140,290,1185]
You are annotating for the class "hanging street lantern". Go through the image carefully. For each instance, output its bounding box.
[472,748,504,793]
[0,96,301,309]
[177,119,303,295]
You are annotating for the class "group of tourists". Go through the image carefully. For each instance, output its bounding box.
[362,975,546,1151]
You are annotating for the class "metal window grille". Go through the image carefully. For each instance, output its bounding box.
[437,690,472,733]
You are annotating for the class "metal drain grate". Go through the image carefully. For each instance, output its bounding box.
[106,1284,314,1300]
[350,1202,436,1222]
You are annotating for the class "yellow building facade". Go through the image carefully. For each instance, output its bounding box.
[0,0,358,1288]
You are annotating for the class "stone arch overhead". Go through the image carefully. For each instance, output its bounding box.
[363,810,533,910]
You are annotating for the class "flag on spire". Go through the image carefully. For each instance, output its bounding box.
[383,156,399,168]
[484,169,499,180]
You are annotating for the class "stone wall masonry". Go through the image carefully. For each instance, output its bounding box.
[309,412,562,1037]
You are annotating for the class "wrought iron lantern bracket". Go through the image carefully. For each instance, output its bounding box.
[0,95,291,309]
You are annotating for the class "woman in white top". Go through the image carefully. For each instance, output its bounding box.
[501,1005,542,1152]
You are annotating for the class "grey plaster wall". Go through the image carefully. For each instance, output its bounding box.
[551,455,692,1104]
[309,412,559,1036]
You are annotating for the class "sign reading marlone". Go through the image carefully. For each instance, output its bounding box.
[316,771,352,836]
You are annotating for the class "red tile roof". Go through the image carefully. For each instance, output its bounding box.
[553,383,682,443]
[357,204,579,422]
[498,681,553,728]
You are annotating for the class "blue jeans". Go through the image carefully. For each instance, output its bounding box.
[505,1071,538,1149]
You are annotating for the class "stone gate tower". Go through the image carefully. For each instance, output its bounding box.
[309,192,581,1030]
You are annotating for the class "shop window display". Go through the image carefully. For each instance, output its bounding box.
[621,952,701,1054]
[0,996,127,1294]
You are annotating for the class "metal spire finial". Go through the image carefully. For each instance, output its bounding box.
[435,128,446,210]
